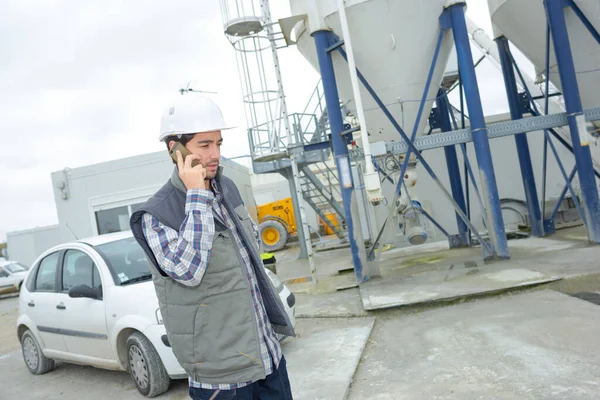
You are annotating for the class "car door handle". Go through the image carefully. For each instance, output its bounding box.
[28,300,35,307]
[56,302,66,310]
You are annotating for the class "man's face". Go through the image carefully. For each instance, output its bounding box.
[170,131,223,179]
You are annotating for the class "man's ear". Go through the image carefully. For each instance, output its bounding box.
[167,140,175,151]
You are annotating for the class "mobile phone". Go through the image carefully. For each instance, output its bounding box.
[169,142,201,168]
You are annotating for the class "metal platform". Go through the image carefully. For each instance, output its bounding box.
[224,16,263,36]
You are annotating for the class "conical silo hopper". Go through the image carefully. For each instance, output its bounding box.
[489,0,600,119]
[289,0,455,144]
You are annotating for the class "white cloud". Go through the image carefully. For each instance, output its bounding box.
[0,0,514,242]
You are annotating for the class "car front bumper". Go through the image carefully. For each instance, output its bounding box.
[142,324,187,379]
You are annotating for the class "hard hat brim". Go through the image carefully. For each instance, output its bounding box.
[159,125,236,142]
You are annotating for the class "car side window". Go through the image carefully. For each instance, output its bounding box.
[0,267,9,278]
[35,252,60,292]
[62,250,102,292]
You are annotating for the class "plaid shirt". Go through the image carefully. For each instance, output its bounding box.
[141,180,282,390]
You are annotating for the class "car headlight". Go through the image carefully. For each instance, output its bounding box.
[155,308,164,325]
[265,269,284,293]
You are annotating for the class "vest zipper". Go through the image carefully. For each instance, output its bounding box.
[217,183,267,377]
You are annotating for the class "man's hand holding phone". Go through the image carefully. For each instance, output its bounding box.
[176,150,208,190]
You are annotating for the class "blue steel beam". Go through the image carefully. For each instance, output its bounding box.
[566,0,600,47]
[545,133,586,224]
[396,29,446,198]
[437,89,469,246]
[496,37,544,237]
[335,46,495,258]
[347,106,600,156]
[550,165,578,221]
[313,30,369,282]
[545,0,600,243]
[420,208,450,238]
[499,33,595,229]
[448,3,509,259]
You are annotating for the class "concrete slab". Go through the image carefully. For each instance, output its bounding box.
[0,317,374,400]
[285,318,375,400]
[360,264,561,310]
[348,290,600,400]
[295,289,368,318]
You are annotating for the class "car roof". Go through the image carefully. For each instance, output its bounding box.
[77,230,135,247]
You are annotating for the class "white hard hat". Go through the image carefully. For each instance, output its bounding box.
[159,94,235,142]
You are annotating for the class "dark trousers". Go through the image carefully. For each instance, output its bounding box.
[189,356,293,400]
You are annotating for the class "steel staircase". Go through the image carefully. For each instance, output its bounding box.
[292,80,347,238]
[299,163,346,238]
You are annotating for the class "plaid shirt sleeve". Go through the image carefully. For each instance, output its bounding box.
[141,188,215,287]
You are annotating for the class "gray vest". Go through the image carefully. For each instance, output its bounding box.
[130,167,294,384]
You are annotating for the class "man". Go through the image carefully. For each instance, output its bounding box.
[130,94,295,400]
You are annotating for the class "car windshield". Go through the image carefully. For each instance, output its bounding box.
[93,237,153,285]
[4,263,27,273]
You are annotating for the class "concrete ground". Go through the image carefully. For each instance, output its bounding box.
[2,226,600,399]
[0,295,19,355]
[348,291,600,400]
[0,298,373,400]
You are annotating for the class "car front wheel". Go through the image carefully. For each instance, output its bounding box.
[21,330,55,375]
[126,332,170,398]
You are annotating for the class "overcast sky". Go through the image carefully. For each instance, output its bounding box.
[0,0,515,242]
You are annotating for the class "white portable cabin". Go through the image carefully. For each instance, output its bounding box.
[7,151,256,266]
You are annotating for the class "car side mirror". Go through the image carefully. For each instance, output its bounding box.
[68,284,101,300]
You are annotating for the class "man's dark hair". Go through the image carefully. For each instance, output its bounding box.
[165,135,194,164]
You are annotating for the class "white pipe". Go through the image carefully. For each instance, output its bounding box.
[336,0,383,204]
[336,0,373,174]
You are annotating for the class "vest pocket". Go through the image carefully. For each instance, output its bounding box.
[193,289,260,377]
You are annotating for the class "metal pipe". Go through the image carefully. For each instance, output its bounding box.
[459,74,471,244]
[545,0,600,243]
[496,37,544,237]
[336,0,382,204]
[448,3,509,259]
[313,30,372,282]
[336,0,371,173]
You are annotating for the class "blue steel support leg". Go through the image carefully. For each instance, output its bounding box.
[335,47,495,258]
[313,30,370,282]
[437,89,469,246]
[496,37,545,237]
[448,3,510,259]
[546,0,600,243]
